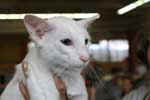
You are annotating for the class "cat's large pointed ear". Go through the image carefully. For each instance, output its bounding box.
[24,15,50,41]
[77,14,100,29]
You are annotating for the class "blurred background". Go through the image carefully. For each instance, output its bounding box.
[0,0,150,99]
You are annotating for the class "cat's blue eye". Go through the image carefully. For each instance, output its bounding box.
[61,38,73,46]
[85,39,88,45]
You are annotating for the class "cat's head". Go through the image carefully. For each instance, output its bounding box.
[24,15,99,72]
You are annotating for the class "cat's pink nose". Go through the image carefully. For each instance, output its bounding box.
[80,56,89,63]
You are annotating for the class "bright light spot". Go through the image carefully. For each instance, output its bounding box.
[118,3,137,15]
[109,40,129,51]
[89,40,129,62]
[0,13,100,20]
[118,0,150,15]
[99,40,108,48]
[89,44,100,51]
[109,40,129,62]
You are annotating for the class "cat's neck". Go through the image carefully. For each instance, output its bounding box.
[24,46,51,75]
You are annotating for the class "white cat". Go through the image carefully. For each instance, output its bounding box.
[0,15,99,100]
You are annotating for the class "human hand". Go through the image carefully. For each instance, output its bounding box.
[53,75,68,100]
[19,62,68,100]
[19,62,30,100]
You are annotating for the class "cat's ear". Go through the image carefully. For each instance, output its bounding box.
[77,14,100,29]
[24,15,51,41]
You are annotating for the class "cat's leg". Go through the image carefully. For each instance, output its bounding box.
[71,76,88,100]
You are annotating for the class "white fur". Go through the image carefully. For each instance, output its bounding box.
[1,15,99,100]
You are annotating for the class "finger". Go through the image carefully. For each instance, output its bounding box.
[53,76,66,94]
[22,62,28,78]
[54,76,65,87]
[19,81,30,100]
